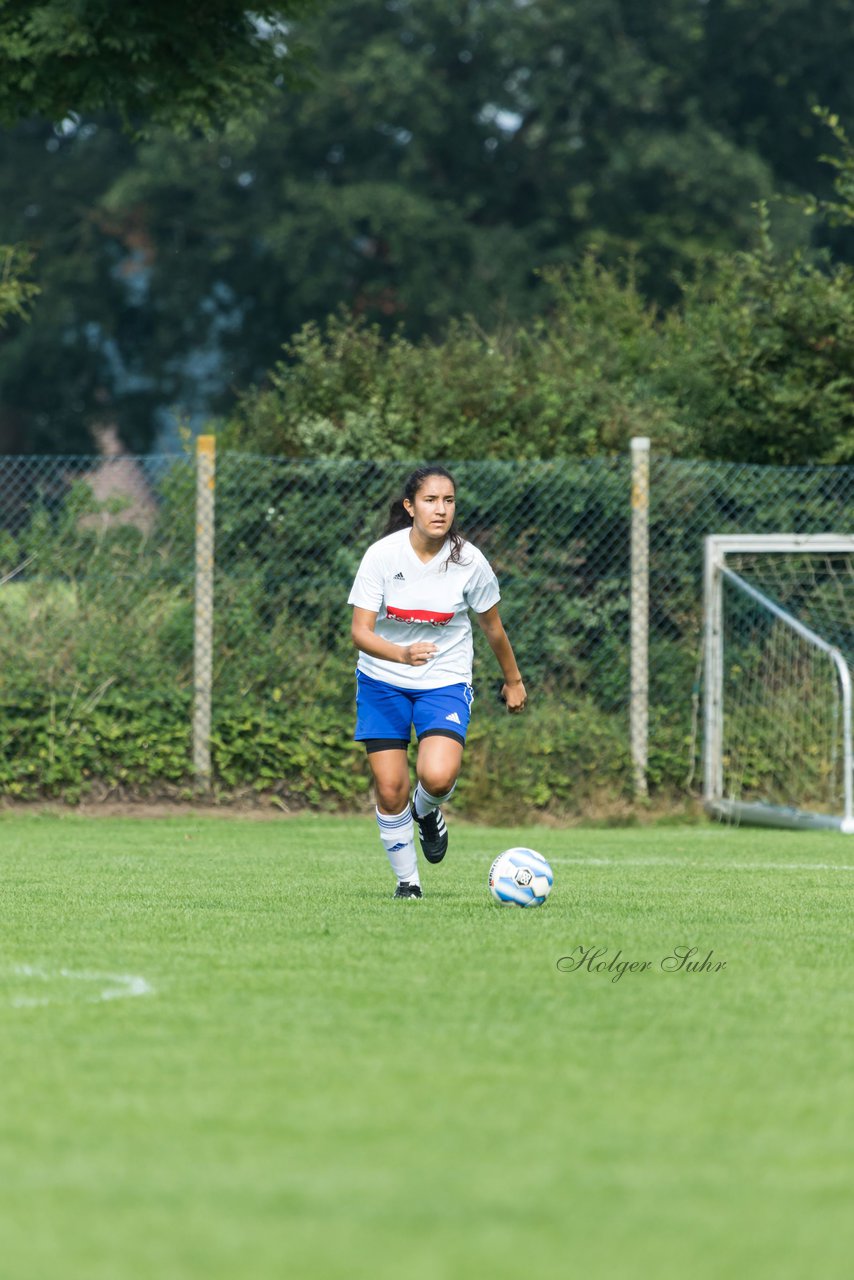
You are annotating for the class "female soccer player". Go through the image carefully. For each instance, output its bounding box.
[349,464,527,898]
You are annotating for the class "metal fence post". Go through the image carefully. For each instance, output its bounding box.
[630,437,650,798]
[193,434,216,784]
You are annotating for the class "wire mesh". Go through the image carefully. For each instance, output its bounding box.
[210,453,631,697]
[723,552,854,665]
[648,458,854,783]
[1,448,853,803]
[0,452,195,797]
[720,568,850,814]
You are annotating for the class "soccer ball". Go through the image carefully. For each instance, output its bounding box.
[488,847,553,907]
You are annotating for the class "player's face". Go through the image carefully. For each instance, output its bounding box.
[404,476,456,541]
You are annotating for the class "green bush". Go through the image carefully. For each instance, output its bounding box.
[221,258,689,463]
[225,222,854,470]
[222,115,854,471]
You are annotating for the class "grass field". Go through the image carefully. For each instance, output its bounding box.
[1,811,853,1280]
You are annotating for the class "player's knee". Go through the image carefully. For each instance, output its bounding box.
[376,780,410,814]
[419,767,458,798]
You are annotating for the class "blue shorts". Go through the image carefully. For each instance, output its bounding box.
[355,671,473,749]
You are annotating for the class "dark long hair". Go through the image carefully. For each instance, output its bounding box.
[383,464,466,567]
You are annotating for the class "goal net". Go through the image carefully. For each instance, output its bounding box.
[704,535,854,833]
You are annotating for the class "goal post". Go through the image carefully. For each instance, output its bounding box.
[704,534,854,834]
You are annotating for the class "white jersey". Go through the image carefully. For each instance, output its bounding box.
[348,528,500,688]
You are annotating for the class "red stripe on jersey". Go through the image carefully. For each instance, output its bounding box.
[386,605,454,626]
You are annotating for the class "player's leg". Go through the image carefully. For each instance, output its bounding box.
[413,732,463,861]
[411,683,472,863]
[354,672,421,898]
[365,744,422,897]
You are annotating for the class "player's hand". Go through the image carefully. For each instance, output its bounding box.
[501,680,527,713]
[402,641,438,666]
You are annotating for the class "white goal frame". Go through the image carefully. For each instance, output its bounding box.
[704,534,854,834]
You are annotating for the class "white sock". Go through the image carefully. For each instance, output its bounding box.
[376,806,420,886]
[413,781,456,819]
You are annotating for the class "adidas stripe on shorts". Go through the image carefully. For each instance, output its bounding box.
[354,671,474,746]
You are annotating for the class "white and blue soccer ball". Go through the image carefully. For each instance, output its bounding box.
[488,847,553,907]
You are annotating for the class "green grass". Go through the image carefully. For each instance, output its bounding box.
[1,812,853,1279]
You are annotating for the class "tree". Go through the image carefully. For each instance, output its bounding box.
[5,0,854,454]
[0,1,315,134]
[0,0,324,447]
[701,0,854,195]
[259,0,783,311]
[0,117,144,451]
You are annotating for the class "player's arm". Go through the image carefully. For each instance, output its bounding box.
[351,606,437,667]
[475,605,527,712]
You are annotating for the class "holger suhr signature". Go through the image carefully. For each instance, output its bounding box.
[557,945,727,984]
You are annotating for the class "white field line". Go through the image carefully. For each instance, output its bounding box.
[549,856,854,873]
[7,964,154,1008]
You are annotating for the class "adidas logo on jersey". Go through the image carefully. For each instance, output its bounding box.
[393,571,405,580]
[445,711,462,724]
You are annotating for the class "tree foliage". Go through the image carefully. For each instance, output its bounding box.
[225,114,854,468]
[3,1,854,454]
[0,1,323,448]
[0,243,39,328]
[0,1,315,134]
[664,206,854,465]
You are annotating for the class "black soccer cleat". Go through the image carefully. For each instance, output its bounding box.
[411,803,449,864]
[393,881,423,899]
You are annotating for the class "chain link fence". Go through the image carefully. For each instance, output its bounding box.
[1,445,852,813]
[648,457,854,792]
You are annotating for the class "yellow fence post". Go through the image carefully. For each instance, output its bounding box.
[193,434,216,785]
[630,437,650,799]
